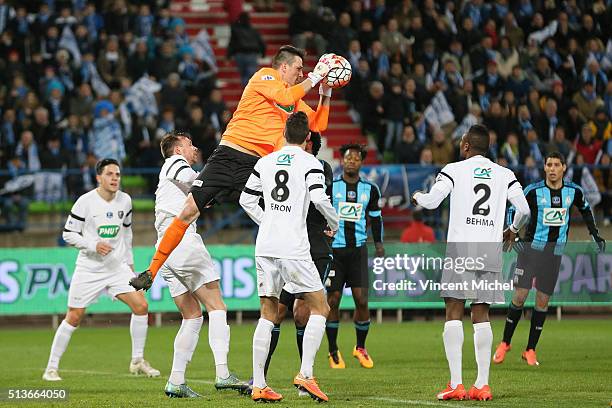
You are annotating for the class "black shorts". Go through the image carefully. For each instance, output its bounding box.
[513,244,562,296]
[327,246,369,292]
[279,254,331,308]
[190,145,259,213]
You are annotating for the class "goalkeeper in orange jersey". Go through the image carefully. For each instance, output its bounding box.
[130,45,334,290]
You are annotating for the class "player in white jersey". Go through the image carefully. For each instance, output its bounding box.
[412,125,530,401]
[240,112,339,403]
[153,131,249,398]
[43,159,160,381]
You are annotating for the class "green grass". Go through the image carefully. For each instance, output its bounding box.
[1,320,609,407]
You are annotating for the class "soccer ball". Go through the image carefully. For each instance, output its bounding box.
[324,54,352,89]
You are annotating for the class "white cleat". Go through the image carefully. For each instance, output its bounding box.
[42,369,62,381]
[129,359,160,377]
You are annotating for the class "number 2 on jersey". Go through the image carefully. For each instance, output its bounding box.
[271,170,290,202]
[472,184,491,216]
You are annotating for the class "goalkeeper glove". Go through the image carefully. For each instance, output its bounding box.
[593,234,606,253]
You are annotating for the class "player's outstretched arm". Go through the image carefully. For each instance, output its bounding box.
[240,166,265,225]
[574,187,606,252]
[412,179,452,210]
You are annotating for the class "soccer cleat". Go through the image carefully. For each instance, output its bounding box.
[522,349,540,366]
[129,270,153,291]
[493,341,511,364]
[328,350,345,369]
[293,373,329,402]
[215,372,251,394]
[352,346,374,368]
[42,368,62,381]
[164,381,201,398]
[436,383,467,401]
[468,385,493,401]
[129,359,161,377]
[251,386,283,402]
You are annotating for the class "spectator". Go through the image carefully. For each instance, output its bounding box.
[289,0,326,55]
[368,40,390,80]
[488,130,499,161]
[522,155,541,186]
[573,81,605,120]
[97,36,127,87]
[90,100,125,162]
[529,55,561,93]
[203,88,230,137]
[506,65,532,101]
[361,81,386,152]
[31,107,55,146]
[178,49,201,83]
[227,12,266,87]
[395,125,422,164]
[429,128,454,165]
[501,132,521,166]
[45,80,68,125]
[14,130,41,172]
[566,153,602,207]
[591,108,612,142]
[496,36,519,78]
[400,211,436,243]
[127,40,153,80]
[575,124,603,164]
[153,41,179,83]
[1,109,19,166]
[135,4,155,38]
[380,18,410,58]
[525,129,545,166]
[327,12,356,56]
[441,38,472,79]
[160,73,188,120]
[383,80,405,152]
[188,106,216,163]
[547,127,572,159]
[62,115,88,166]
[582,57,609,95]
[419,146,434,165]
[537,99,560,142]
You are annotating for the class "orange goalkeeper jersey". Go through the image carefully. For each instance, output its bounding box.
[223,67,330,157]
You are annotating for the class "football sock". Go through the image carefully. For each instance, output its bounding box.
[296,324,306,360]
[264,324,281,376]
[148,218,189,277]
[208,310,230,379]
[300,315,326,378]
[527,307,548,350]
[502,302,523,345]
[46,320,77,370]
[443,320,464,389]
[130,314,148,361]
[355,320,370,348]
[473,322,493,388]
[326,320,339,353]
[252,318,274,389]
[170,316,202,385]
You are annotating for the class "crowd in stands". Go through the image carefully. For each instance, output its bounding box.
[0,0,610,231]
[290,0,611,223]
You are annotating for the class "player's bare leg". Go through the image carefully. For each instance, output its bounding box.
[191,281,249,393]
[437,298,467,400]
[325,290,345,368]
[116,291,160,377]
[165,293,202,398]
[252,297,283,402]
[495,287,529,364]
[130,194,201,290]
[43,307,86,381]
[468,303,493,400]
[351,287,373,368]
[293,290,330,402]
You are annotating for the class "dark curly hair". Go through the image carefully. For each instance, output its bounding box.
[340,143,367,160]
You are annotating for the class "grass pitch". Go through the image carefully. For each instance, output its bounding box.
[1,319,609,407]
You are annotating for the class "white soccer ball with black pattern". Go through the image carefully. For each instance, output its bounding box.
[324,54,352,89]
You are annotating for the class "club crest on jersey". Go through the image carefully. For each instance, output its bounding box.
[361,193,368,202]
[473,167,492,179]
[276,154,294,166]
[543,208,567,226]
[261,75,274,80]
[118,211,124,219]
[552,196,561,205]
[97,225,120,238]
[347,191,356,199]
[106,211,113,219]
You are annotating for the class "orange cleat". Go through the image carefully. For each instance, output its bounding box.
[293,373,328,402]
[251,386,283,403]
[522,349,539,366]
[328,350,345,369]
[436,383,467,401]
[352,346,374,368]
[468,385,493,401]
[493,341,511,364]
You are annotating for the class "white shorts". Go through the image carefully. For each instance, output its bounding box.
[158,231,219,298]
[439,269,505,304]
[68,263,136,308]
[255,256,324,298]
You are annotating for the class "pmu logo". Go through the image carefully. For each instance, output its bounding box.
[543,208,567,226]
[276,154,294,166]
[473,167,492,179]
[97,225,120,238]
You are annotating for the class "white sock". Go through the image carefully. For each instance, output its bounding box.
[208,310,230,379]
[130,314,149,361]
[46,320,77,370]
[300,314,326,378]
[252,318,274,389]
[443,320,464,388]
[473,321,493,388]
[169,316,203,385]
